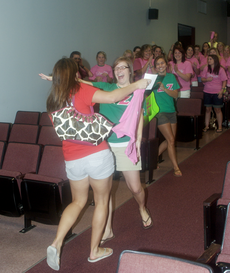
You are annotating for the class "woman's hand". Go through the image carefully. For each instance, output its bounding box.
[136,79,152,89]
[148,55,153,64]
[39,73,52,81]
[192,62,197,69]
[95,76,103,82]
[218,91,223,99]
[174,64,179,73]
[206,77,213,82]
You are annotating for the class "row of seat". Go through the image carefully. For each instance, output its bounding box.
[14,111,52,126]
[0,123,61,146]
[0,142,71,233]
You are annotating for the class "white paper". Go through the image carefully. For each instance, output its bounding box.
[144,73,158,90]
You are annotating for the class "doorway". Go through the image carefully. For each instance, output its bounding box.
[178,24,195,49]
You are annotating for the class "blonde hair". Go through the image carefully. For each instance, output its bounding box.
[123,49,134,61]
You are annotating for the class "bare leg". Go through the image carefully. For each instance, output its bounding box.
[51,177,90,258]
[158,139,168,156]
[89,175,113,260]
[205,106,212,129]
[101,195,114,242]
[158,122,181,174]
[122,171,152,227]
[214,107,223,130]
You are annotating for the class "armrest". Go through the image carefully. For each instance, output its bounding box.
[204,193,222,207]
[197,243,221,264]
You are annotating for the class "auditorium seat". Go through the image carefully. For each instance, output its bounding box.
[14,111,40,125]
[37,125,62,146]
[197,203,230,272]
[176,98,203,150]
[0,122,11,142]
[20,145,71,233]
[0,143,41,217]
[0,141,7,169]
[203,161,230,249]
[8,124,39,144]
[141,117,159,184]
[116,250,213,273]
[39,112,52,126]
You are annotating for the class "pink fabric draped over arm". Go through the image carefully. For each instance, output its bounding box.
[112,89,145,164]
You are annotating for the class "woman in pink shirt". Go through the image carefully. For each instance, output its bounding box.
[133,44,156,81]
[199,42,210,76]
[201,55,227,133]
[217,42,225,57]
[168,47,193,98]
[89,51,113,83]
[209,47,226,68]
[186,45,200,86]
[224,46,230,87]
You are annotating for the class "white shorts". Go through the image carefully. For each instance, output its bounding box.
[65,149,114,180]
[178,90,191,98]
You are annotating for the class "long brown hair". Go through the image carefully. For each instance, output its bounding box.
[46,58,80,113]
[208,54,220,75]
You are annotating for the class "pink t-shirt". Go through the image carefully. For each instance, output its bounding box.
[201,66,227,94]
[169,61,193,91]
[133,58,154,81]
[226,57,230,86]
[89,64,113,82]
[220,57,226,69]
[186,56,200,83]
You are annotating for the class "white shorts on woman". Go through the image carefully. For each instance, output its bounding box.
[65,149,114,180]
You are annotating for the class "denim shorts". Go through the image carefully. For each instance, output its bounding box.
[65,149,114,180]
[203,92,223,108]
[155,112,177,126]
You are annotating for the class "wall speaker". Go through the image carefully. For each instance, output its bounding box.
[148,9,158,20]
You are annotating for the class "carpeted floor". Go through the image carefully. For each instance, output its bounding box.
[25,129,230,273]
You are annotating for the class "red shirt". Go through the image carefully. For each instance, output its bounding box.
[62,83,108,161]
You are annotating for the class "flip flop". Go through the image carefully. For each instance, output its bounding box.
[142,208,153,229]
[88,248,113,263]
[100,235,115,246]
[203,127,209,132]
[174,169,182,177]
[216,129,223,133]
[47,246,60,271]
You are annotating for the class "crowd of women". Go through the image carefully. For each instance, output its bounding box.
[40,32,229,270]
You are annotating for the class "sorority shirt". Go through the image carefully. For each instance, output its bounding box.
[153,73,180,113]
[89,64,113,82]
[92,82,146,144]
[201,66,227,94]
[169,61,193,91]
[62,83,108,161]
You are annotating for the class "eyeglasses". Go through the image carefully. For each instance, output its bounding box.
[114,66,129,71]
[74,57,81,60]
